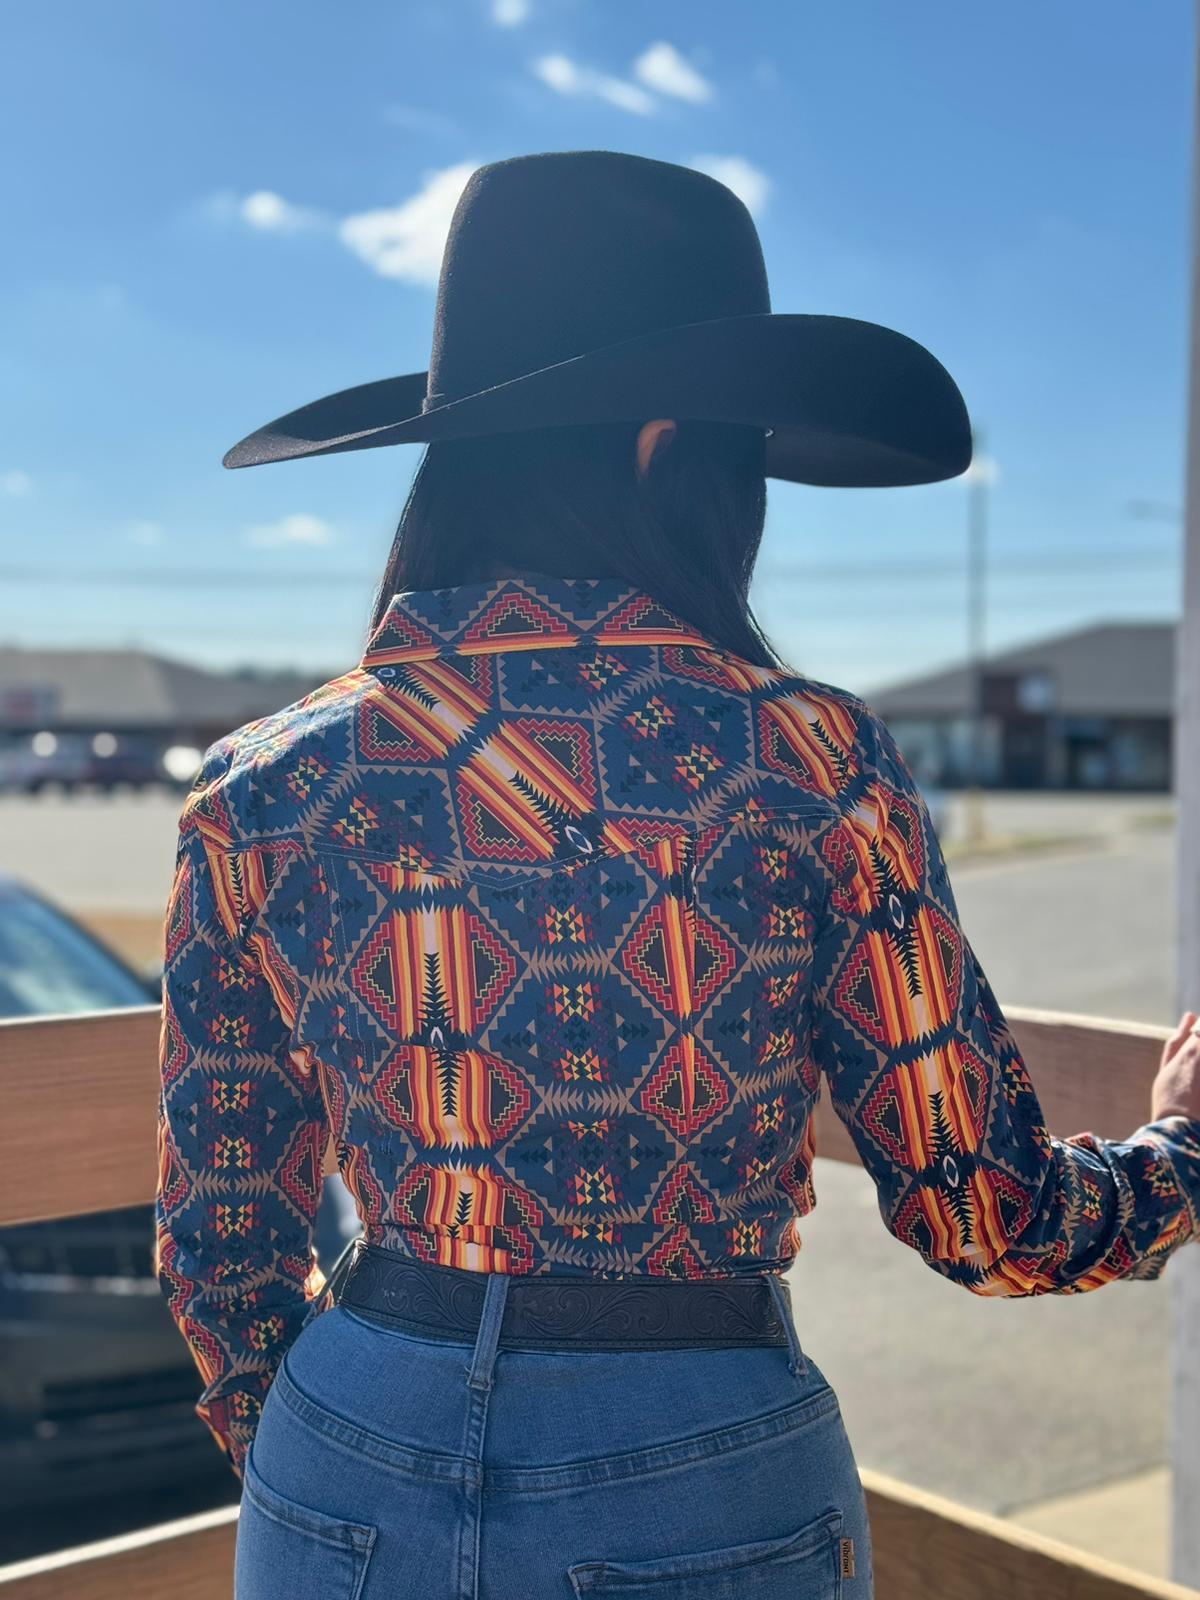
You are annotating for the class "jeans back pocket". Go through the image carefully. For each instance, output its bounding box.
[567,1505,844,1598]
[235,1449,377,1600]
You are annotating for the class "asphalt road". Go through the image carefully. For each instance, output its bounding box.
[950,829,1176,1026]
[795,1158,1171,1516]
[0,786,187,913]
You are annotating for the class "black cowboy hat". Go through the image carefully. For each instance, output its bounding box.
[222,149,972,488]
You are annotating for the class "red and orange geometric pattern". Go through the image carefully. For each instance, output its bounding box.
[154,572,1200,1476]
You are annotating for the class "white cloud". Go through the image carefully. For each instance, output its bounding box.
[632,42,713,105]
[246,513,335,548]
[689,155,771,216]
[492,0,530,23]
[197,188,327,233]
[127,520,165,546]
[596,76,657,116]
[533,54,582,93]
[532,54,656,116]
[197,166,474,287]
[239,190,326,233]
[339,162,475,284]
[383,104,460,138]
[2,470,32,497]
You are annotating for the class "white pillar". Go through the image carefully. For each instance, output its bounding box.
[1170,8,1200,1583]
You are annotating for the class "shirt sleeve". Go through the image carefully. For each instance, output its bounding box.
[810,701,1200,1294]
[153,743,330,1477]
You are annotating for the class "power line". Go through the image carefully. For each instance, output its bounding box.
[0,565,379,589]
[760,551,1179,582]
[0,549,1181,589]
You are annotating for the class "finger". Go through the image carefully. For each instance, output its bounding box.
[1162,1013,1199,1064]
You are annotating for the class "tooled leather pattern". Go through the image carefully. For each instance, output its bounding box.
[340,1243,790,1347]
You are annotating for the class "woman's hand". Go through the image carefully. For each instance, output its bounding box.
[1151,1011,1200,1123]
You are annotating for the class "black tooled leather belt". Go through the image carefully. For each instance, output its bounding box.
[322,1238,792,1350]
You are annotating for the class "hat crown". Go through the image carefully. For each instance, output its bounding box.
[424,151,770,410]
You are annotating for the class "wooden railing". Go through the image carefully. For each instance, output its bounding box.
[1,1004,1197,1599]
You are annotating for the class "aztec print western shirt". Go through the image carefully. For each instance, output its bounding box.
[154,571,1200,1477]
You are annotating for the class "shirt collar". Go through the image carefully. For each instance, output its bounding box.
[360,572,717,670]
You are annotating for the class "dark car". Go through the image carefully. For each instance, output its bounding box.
[0,873,359,1535]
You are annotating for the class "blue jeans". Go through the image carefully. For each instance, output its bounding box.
[234,1272,873,1599]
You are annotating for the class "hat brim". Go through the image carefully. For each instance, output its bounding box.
[222,313,972,489]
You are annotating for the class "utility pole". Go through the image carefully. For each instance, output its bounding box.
[1170,7,1200,1584]
[964,428,990,848]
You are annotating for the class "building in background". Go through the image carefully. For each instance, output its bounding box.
[0,647,329,791]
[869,621,1173,791]
[0,622,1176,794]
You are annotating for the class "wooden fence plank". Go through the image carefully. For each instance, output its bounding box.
[0,1002,1189,1597]
[2,1471,1195,1600]
[862,1469,1200,1600]
[812,1006,1170,1167]
[0,1006,341,1227]
[0,1007,164,1225]
[0,1004,1171,1228]
[1005,1009,1170,1143]
[0,1507,236,1600]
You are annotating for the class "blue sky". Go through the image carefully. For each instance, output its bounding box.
[0,0,1193,696]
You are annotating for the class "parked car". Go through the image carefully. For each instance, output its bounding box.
[0,874,161,1018]
[0,733,94,795]
[0,872,360,1523]
[0,732,173,794]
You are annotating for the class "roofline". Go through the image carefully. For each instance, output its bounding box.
[860,615,1176,701]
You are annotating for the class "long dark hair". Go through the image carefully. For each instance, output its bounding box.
[367,419,785,669]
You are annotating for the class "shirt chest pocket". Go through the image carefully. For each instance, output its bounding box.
[314,831,701,1078]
